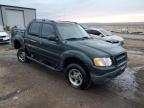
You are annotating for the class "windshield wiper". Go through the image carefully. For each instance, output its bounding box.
[79,36,93,40]
[65,37,80,40]
[80,36,90,39]
[65,36,91,41]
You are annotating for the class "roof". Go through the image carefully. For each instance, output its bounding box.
[33,19,77,24]
[0,4,36,10]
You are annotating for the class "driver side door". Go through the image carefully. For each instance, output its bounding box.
[40,23,62,68]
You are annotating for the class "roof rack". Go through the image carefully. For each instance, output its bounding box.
[32,19,77,24]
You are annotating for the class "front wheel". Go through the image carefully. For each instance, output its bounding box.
[65,64,90,90]
[17,49,30,63]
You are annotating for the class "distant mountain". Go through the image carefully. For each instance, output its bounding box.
[80,22,144,33]
[81,22,144,26]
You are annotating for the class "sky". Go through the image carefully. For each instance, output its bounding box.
[0,0,144,23]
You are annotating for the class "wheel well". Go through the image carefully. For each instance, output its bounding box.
[63,57,90,75]
[14,40,21,49]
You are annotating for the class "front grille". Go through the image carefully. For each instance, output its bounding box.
[0,36,6,42]
[0,36,6,38]
[113,52,127,66]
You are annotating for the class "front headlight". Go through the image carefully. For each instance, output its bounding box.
[3,36,10,40]
[93,58,112,67]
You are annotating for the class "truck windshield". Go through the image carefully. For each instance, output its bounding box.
[57,23,90,40]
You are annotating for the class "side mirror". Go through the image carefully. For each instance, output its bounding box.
[48,35,58,41]
[99,34,104,37]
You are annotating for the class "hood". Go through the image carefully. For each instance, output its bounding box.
[0,32,8,37]
[67,39,126,57]
[103,35,124,42]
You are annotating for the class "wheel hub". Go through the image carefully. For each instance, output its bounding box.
[68,69,83,87]
[18,51,25,62]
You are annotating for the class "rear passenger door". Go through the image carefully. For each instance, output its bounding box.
[25,22,42,55]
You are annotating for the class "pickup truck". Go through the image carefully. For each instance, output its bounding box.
[11,19,127,89]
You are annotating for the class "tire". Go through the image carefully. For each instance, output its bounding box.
[65,63,90,90]
[17,49,30,63]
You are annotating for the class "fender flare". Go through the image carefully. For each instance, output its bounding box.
[60,50,93,69]
[13,35,25,49]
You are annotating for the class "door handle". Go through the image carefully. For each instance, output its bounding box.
[30,39,37,43]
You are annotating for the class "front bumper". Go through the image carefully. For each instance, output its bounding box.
[0,39,10,43]
[89,62,127,84]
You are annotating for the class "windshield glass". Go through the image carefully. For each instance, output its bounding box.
[57,23,90,40]
[99,29,113,36]
[0,25,4,32]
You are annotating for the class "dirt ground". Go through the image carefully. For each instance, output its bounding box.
[0,35,144,108]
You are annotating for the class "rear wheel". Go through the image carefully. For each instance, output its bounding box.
[65,63,90,90]
[17,49,30,63]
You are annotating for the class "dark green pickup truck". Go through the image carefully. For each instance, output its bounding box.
[11,19,127,89]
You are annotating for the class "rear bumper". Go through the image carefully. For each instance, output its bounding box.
[89,62,127,84]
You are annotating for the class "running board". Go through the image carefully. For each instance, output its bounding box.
[26,56,61,72]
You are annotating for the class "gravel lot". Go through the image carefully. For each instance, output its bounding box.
[0,34,144,108]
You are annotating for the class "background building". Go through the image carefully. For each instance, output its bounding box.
[0,4,36,29]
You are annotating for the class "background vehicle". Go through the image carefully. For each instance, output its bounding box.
[0,25,10,43]
[11,26,25,46]
[11,26,25,37]
[12,19,127,90]
[85,28,124,46]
